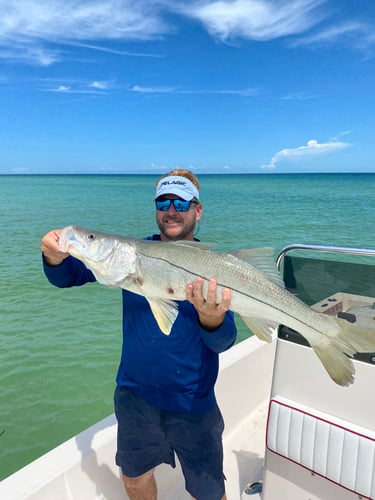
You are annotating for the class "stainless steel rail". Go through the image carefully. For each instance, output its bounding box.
[276,244,375,271]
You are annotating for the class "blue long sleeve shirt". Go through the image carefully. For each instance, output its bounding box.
[43,236,237,414]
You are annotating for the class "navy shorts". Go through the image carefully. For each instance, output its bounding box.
[114,386,225,500]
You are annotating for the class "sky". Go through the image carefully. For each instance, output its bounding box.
[1,0,375,174]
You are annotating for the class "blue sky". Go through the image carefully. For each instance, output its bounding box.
[1,0,375,174]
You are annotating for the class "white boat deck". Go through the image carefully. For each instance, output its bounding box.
[0,336,275,500]
[223,398,268,499]
[3,325,375,500]
[159,397,269,500]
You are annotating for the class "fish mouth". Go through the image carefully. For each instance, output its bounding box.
[59,226,74,253]
[59,230,88,258]
[59,226,112,262]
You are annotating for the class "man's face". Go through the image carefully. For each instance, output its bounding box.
[155,195,203,241]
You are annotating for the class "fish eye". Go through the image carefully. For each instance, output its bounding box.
[87,233,96,241]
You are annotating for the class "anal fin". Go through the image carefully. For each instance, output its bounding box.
[147,297,179,335]
[240,315,276,343]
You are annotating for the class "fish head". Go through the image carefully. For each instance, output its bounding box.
[59,225,137,286]
[59,225,114,261]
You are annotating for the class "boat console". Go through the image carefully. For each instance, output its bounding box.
[260,244,375,500]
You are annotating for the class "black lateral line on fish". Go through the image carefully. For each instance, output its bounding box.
[137,250,326,341]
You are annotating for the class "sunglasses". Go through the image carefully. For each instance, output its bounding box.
[155,198,197,212]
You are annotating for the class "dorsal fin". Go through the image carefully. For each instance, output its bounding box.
[231,247,285,288]
[172,240,216,251]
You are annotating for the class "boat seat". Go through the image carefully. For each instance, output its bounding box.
[266,397,375,499]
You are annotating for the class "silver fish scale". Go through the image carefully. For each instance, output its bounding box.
[134,238,338,339]
[136,241,287,303]
[66,228,336,339]
[60,226,375,386]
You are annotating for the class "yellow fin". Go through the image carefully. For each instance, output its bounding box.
[146,297,179,335]
[240,315,275,342]
[311,318,375,386]
[334,317,375,355]
[311,343,355,386]
[172,240,216,251]
[231,247,285,288]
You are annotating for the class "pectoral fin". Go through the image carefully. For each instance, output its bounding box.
[146,297,179,335]
[240,315,277,342]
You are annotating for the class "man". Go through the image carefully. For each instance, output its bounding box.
[41,169,237,500]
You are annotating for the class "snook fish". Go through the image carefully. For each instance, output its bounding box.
[59,225,375,386]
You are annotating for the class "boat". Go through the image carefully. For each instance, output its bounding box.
[1,243,375,500]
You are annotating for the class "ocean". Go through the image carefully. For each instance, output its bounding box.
[1,172,374,480]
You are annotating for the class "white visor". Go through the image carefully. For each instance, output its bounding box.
[155,176,200,201]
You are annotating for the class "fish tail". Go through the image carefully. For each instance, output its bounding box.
[312,343,355,386]
[335,317,375,355]
[312,318,375,386]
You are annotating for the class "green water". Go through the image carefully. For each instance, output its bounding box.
[1,173,374,479]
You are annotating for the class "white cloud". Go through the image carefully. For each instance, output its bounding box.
[179,0,325,41]
[281,91,318,101]
[0,44,62,66]
[0,0,374,66]
[131,85,177,94]
[130,84,259,96]
[71,42,163,58]
[214,87,259,96]
[0,0,168,41]
[90,80,110,90]
[10,167,32,174]
[261,138,351,170]
[291,21,372,48]
[56,85,70,92]
[46,83,105,94]
[30,78,260,98]
[0,0,169,65]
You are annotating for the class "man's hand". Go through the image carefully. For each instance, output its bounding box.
[186,277,232,330]
[41,229,69,266]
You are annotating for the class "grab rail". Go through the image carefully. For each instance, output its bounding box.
[276,244,375,271]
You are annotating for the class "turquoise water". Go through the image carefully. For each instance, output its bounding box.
[1,173,374,480]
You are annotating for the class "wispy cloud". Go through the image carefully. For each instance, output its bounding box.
[291,21,374,49]
[180,0,375,55]
[147,162,201,173]
[15,78,258,97]
[1,1,374,67]
[0,44,62,66]
[130,85,260,96]
[1,0,169,41]
[0,0,169,65]
[179,0,326,42]
[280,91,319,101]
[90,80,112,90]
[214,88,259,96]
[47,84,106,94]
[261,137,351,170]
[54,85,71,93]
[130,85,178,94]
[42,80,109,94]
[26,75,115,93]
[69,42,164,58]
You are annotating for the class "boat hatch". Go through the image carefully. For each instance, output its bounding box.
[261,244,375,500]
[277,244,375,365]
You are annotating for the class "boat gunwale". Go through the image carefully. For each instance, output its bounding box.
[276,244,375,270]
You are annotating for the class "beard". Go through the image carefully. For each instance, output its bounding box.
[156,213,197,241]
